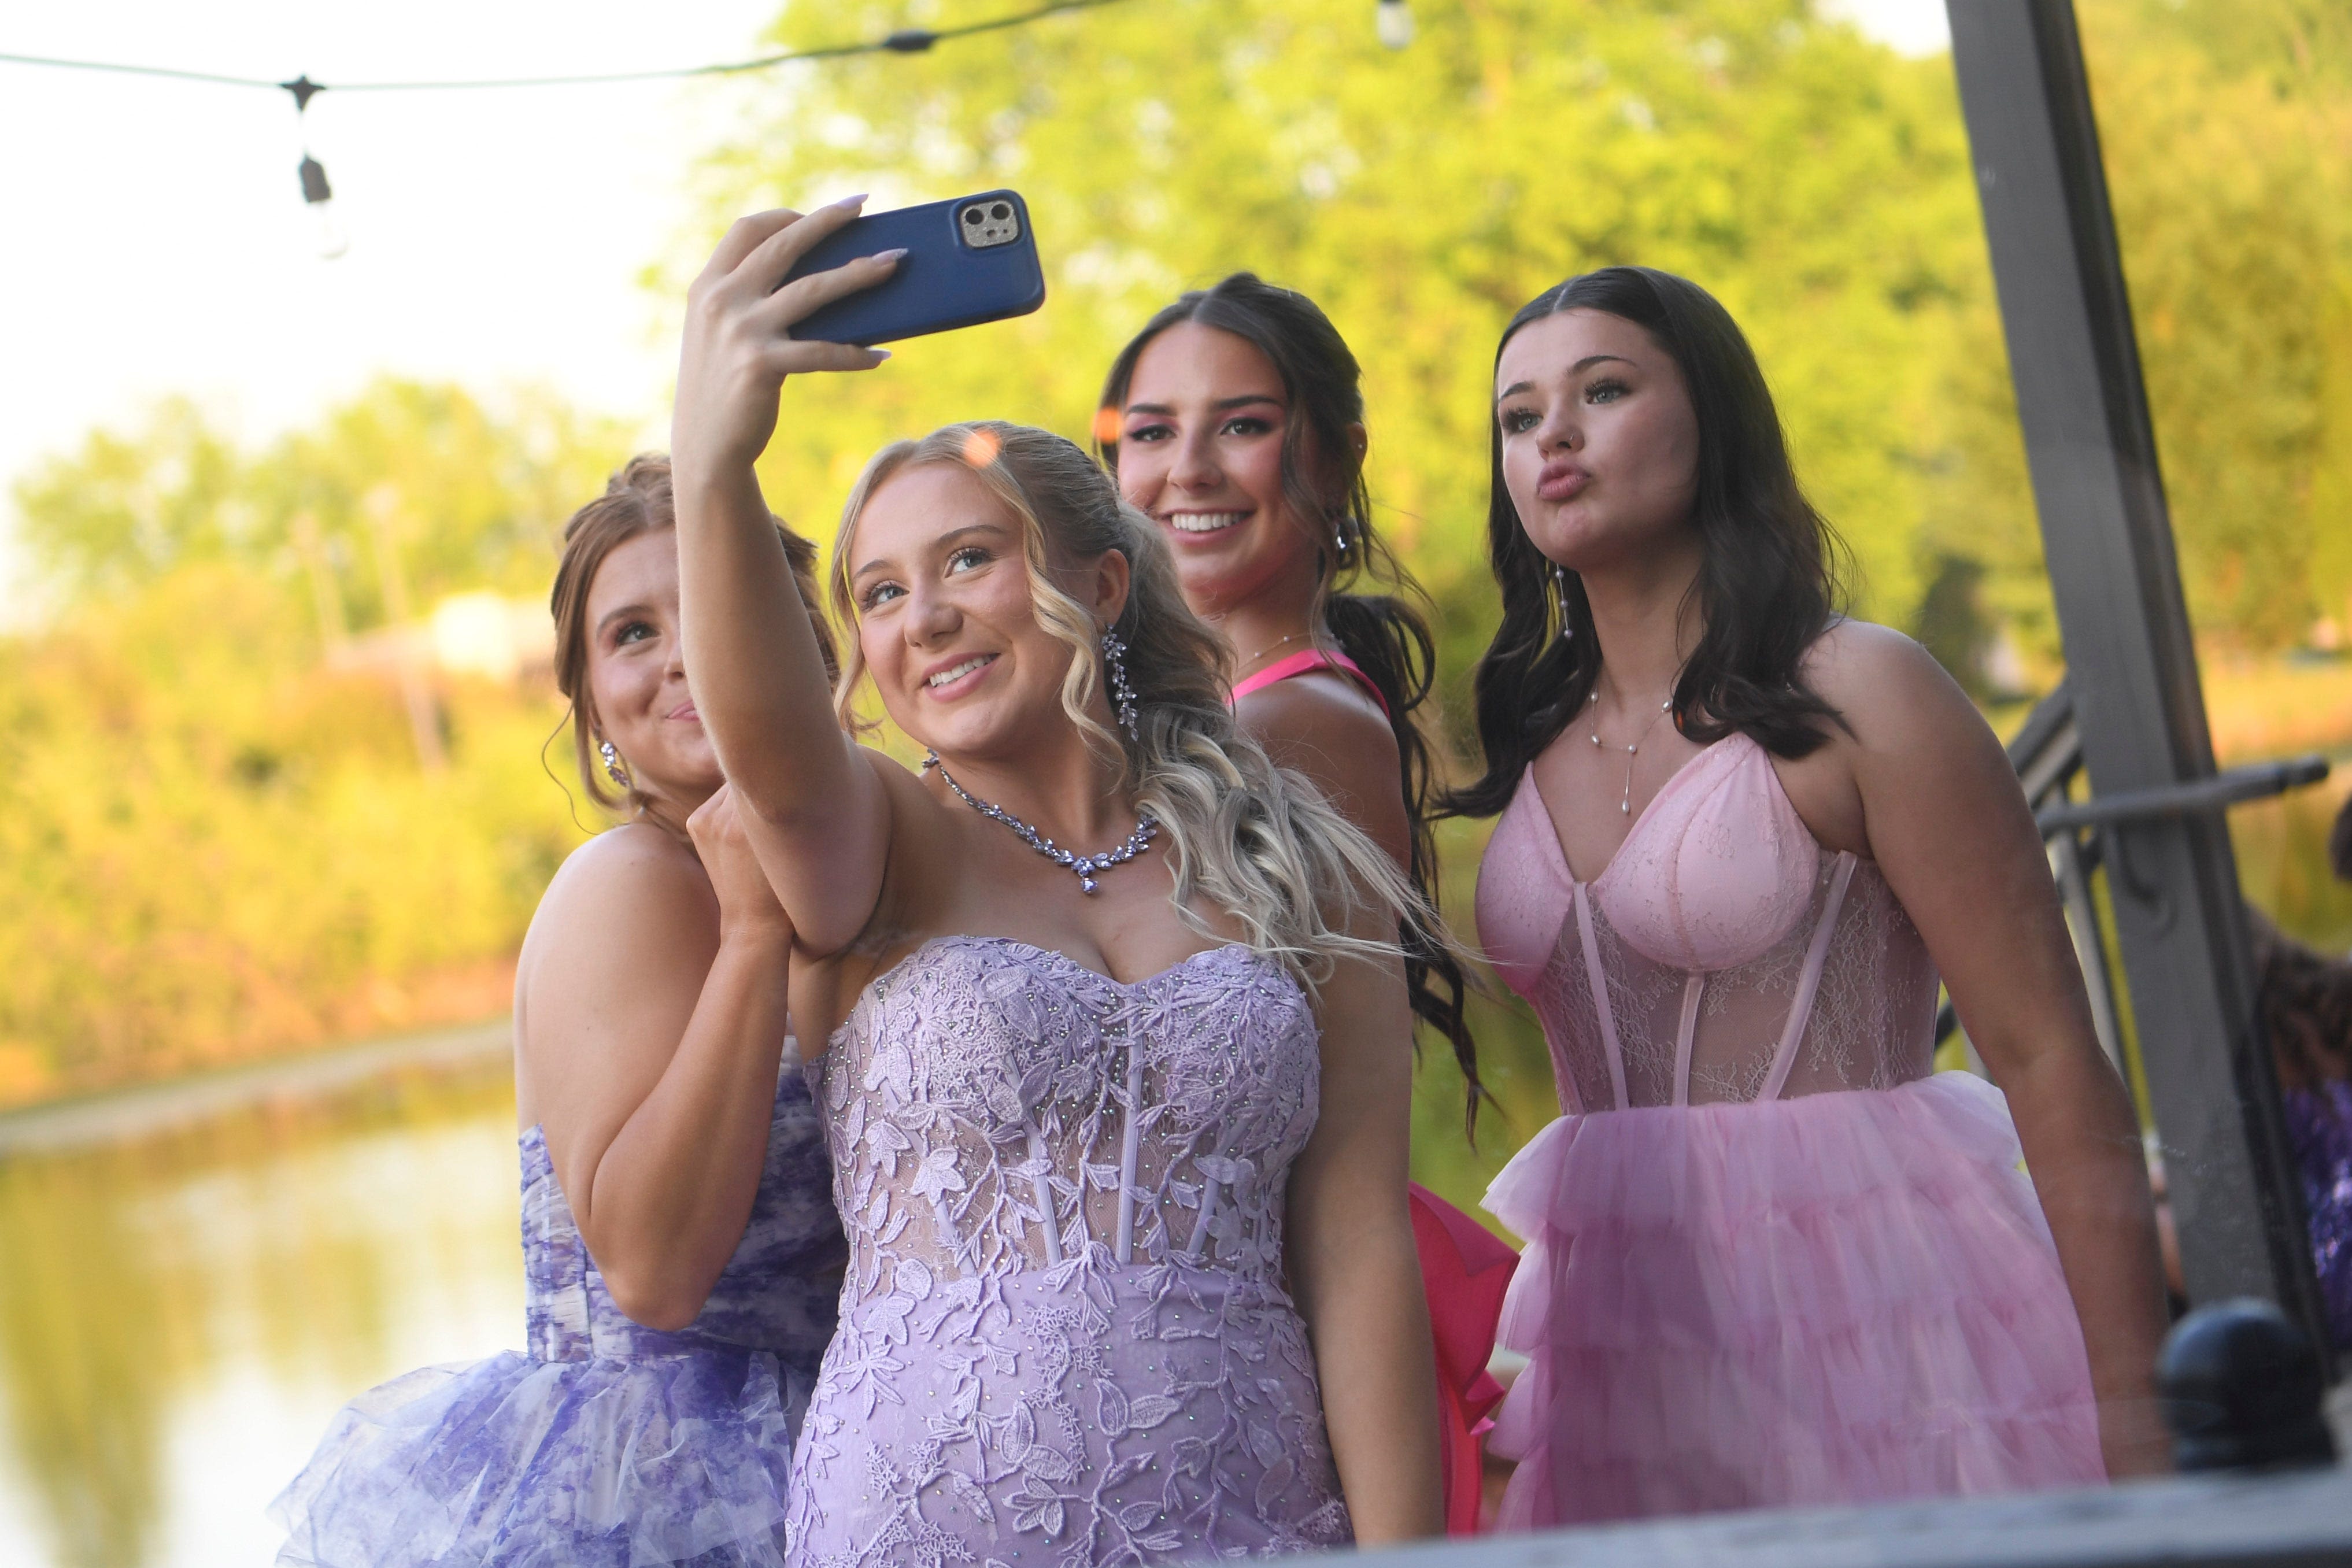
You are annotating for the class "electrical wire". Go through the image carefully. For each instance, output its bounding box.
[0,0,1129,98]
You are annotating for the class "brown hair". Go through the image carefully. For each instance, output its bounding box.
[1098,274,1481,1125]
[551,453,836,817]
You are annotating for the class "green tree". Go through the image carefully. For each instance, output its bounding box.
[690,0,1987,713]
[0,382,631,1102]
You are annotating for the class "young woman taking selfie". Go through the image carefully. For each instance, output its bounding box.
[670,200,1445,1564]
[1449,268,2171,1527]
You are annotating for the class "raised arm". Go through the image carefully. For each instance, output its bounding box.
[1285,920,1445,1544]
[516,814,795,1330]
[671,203,900,953]
[1810,624,2171,1480]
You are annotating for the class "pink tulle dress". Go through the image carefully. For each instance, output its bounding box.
[1476,734,2103,1529]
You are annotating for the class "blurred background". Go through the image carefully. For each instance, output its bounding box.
[2,2,2349,1563]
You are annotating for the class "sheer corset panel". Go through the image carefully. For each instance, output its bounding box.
[1477,737,1941,1112]
[812,935,1323,1297]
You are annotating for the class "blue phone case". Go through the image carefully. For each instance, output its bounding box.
[783,190,1046,346]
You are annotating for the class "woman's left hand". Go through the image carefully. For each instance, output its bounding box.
[688,783,794,951]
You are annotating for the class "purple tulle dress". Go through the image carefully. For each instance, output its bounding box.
[783,935,1352,1568]
[271,1068,846,1567]
[1477,737,2104,1529]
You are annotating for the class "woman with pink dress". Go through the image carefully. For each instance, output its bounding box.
[1445,267,2172,1528]
[1097,275,1514,1534]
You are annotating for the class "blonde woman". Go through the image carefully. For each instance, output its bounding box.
[670,201,1445,1563]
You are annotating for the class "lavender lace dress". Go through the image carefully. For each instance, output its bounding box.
[783,936,1352,1568]
[272,1068,846,1567]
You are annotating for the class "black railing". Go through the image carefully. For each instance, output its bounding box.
[1931,679,2332,1066]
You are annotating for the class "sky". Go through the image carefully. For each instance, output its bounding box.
[0,0,1952,608]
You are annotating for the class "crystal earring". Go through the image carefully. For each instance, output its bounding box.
[1333,517,1352,561]
[1100,626,1141,744]
[1552,564,1574,634]
[599,739,630,789]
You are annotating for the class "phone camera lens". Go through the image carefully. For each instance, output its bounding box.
[963,208,983,225]
[990,202,1011,220]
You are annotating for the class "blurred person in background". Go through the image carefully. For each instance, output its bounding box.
[272,457,847,1568]
[671,201,1446,1562]
[1097,274,1515,1536]
[1447,267,2171,1528]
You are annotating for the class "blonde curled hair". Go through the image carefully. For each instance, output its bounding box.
[827,421,1447,988]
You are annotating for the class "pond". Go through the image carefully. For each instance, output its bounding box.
[0,1041,524,1568]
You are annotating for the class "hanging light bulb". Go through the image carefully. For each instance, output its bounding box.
[298,152,350,260]
[279,75,346,260]
[1376,0,1414,50]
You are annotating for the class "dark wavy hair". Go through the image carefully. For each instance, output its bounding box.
[1098,273,1482,1128]
[1443,267,1850,822]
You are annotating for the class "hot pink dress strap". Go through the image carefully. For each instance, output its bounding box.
[1229,645,1392,720]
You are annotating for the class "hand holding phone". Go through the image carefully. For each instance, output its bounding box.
[674,199,902,475]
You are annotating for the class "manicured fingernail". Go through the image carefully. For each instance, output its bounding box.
[838,192,869,209]
[872,349,892,360]
[874,248,908,263]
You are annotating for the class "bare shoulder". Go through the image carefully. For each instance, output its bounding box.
[522,824,718,986]
[1237,673,1410,862]
[541,822,713,922]
[1800,617,1981,750]
[1237,673,1401,793]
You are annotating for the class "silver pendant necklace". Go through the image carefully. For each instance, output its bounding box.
[925,753,1160,894]
[1588,688,1676,815]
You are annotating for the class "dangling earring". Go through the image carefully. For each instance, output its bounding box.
[599,739,631,790]
[1100,626,1141,744]
[1333,516,1353,562]
[1552,564,1574,636]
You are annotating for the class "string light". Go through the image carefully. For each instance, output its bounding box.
[280,75,347,259]
[1377,0,1415,50]
[0,0,1134,254]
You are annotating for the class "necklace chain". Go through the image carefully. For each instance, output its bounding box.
[926,753,1160,894]
[1236,627,1313,672]
[1587,687,1676,816]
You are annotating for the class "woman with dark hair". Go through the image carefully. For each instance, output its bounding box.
[1099,275,1514,1535]
[272,457,849,1567]
[1448,268,2170,1526]
[671,205,1445,1562]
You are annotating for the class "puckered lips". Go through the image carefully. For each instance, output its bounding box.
[1536,459,1593,504]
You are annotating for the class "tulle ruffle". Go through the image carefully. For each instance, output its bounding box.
[1484,1071,2103,1528]
[271,1347,808,1567]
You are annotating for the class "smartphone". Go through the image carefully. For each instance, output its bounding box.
[782,190,1046,346]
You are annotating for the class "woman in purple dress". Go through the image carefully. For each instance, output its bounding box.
[670,202,1447,1563]
[272,458,848,1567]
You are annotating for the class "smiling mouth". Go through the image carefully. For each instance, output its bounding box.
[1162,511,1248,535]
[927,654,996,689]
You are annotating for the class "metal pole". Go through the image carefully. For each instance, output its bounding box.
[1942,0,2327,1352]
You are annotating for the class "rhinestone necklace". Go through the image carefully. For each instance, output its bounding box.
[1588,687,1676,816]
[926,753,1160,894]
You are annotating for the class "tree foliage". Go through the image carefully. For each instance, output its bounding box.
[0,381,629,1103]
[683,0,2352,691]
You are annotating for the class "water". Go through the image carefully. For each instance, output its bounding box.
[0,1044,524,1568]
